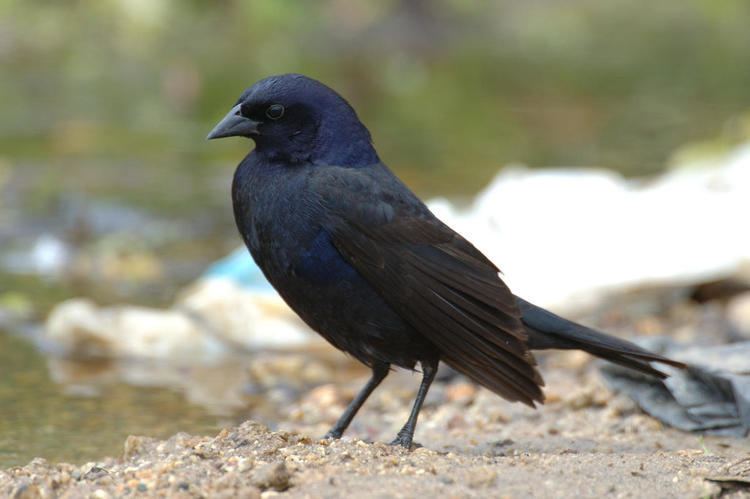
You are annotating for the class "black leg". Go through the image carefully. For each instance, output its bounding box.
[324,362,390,439]
[390,358,439,448]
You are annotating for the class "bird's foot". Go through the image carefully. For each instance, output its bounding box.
[389,431,415,449]
[322,428,344,440]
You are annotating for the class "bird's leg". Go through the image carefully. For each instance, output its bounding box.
[390,358,438,448]
[324,362,390,440]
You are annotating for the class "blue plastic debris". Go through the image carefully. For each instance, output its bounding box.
[203,247,274,292]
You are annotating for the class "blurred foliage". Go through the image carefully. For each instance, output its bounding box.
[1,0,749,202]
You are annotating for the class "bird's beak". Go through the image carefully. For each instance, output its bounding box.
[206,104,260,140]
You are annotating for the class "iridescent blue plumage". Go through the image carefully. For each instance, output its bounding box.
[294,230,358,286]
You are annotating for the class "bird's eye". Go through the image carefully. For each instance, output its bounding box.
[265,104,285,120]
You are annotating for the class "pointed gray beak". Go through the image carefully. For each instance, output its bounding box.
[206,104,261,140]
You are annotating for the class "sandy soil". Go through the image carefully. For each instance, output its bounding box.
[2,358,749,499]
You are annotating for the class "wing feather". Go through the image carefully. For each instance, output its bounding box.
[313,165,546,405]
[329,219,545,405]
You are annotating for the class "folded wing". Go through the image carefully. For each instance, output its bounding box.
[314,166,545,406]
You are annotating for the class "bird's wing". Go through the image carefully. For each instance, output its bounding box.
[312,166,545,406]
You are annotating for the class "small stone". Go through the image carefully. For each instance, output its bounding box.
[123,435,155,460]
[84,466,109,481]
[27,458,48,469]
[250,462,291,491]
[304,384,342,407]
[11,483,42,499]
[563,386,609,410]
[237,486,262,499]
[237,457,255,473]
[544,391,561,403]
[466,467,497,488]
[445,382,478,405]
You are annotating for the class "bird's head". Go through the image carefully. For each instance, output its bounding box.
[207,73,379,166]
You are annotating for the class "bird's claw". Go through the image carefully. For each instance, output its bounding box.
[322,429,343,440]
[389,433,414,449]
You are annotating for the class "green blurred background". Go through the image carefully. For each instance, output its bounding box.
[2,0,750,467]
[3,0,750,205]
[0,0,735,312]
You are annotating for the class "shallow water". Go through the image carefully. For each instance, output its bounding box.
[0,322,366,469]
[0,331,230,468]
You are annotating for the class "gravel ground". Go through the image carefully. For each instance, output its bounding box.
[4,283,750,498]
[3,359,749,499]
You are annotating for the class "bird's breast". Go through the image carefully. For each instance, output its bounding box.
[232,157,333,283]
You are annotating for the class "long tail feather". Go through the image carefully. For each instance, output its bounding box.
[517,297,686,378]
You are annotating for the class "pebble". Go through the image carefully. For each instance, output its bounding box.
[123,435,155,460]
[563,386,610,410]
[303,384,343,407]
[444,382,477,405]
[465,467,497,488]
[250,462,291,491]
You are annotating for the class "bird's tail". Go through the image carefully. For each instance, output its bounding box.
[517,297,686,379]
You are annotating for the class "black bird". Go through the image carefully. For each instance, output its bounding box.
[207,74,685,448]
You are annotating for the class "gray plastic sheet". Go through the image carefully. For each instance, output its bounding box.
[600,338,750,437]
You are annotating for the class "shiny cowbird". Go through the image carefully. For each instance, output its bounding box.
[207,74,684,448]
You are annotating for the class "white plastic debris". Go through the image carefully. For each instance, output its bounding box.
[44,279,315,362]
[176,278,312,350]
[428,143,750,309]
[45,298,230,362]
